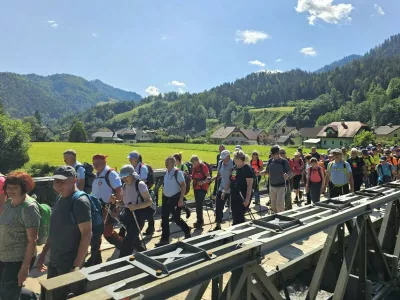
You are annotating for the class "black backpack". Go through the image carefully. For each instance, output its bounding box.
[175,168,191,195]
[75,163,96,193]
[138,163,155,189]
[184,162,193,174]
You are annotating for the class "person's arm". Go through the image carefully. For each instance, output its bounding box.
[77,179,85,191]
[18,227,38,286]
[324,170,331,192]
[36,242,50,272]
[244,177,253,207]
[321,169,326,194]
[128,185,152,211]
[259,160,264,172]
[201,164,210,185]
[346,163,354,192]
[76,167,85,191]
[73,221,92,269]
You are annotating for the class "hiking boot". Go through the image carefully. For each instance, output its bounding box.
[155,240,169,247]
[193,221,204,229]
[211,224,221,231]
[144,226,155,236]
[184,232,192,239]
[184,207,191,219]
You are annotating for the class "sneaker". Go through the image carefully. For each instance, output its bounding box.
[193,221,204,229]
[184,207,191,219]
[144,226,155,236]
[155,240,169,247]
[211,224,221,231]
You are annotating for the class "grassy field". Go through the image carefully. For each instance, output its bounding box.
[28,142,312,170]
[248,106,295,113]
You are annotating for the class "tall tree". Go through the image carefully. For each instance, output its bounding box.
[34,110,42,125]
[69,121,88,142]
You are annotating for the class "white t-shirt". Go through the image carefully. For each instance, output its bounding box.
[163,168,184,197]
[135,163,148,181]
[72,161,85,181]
[121,181,148,206]
[92,166,122,203]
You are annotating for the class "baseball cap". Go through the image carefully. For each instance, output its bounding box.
[380,156,387,161]
[52,166,76,180]
[297,147,302,151]
[372,147,377,151]
[119,165,140,179]
[127,151,140,160]
[235,145,242,151]
[362,149,368,155]
[331,148,342,154]
[220,150,230,160]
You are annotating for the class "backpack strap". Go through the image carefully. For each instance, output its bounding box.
[173,169,181,186]
[71,191,89,225]
[19,196,36,225]
[104,169,114,190]
[199,163,207,180]
[134,180,144,204]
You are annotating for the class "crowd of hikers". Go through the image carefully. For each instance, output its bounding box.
[0,142,398,299]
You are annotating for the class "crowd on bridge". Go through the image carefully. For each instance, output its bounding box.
[0,142,398,299]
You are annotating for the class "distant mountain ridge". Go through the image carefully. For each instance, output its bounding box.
[315,54,362,73]
[0,72,141,120]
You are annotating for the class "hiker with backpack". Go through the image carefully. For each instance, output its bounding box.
[260,145,293,213]
[212,144,226,200]
[347,148,367,192]
[36,166,93,300]
[278,149,294,210]
[91,154,122,265]
[211,150,234,231]
[128,151,155,235]
[384,149,398,179]
[250,150,264,206]
[173,153,192,219]
[156,156,191,247]
[110,165,152,256]
[324,148,354,198]
[361,149,374,188]
[63,149,95,193]
[191,155,211,229]
[377,156,396,185]
[229,150,254,224]
[306,158,326,203]
[292,152,304,203]
[0,172,41,300]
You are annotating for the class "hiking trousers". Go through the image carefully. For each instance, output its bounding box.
[215,190,229,224]
[284,181,292,210]
[309,182,322,203]
[161,194,190,241]
[0,258,35,300]
[194,189,207,224]
[329,183,350,198]
[231,193,247,225]
[119,208,146,257]
[270,186,285,213]
[353,174,364,192]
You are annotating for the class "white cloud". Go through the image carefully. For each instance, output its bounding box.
[48,20,59,29]
[374,4,385,16]
[92,32,98,38]
[236,30,270,45]
[169,80,186,87]
[249,60,266,68]
[145,86,160,96]
[295,0,354,25]
[256,70,282,74]
[300,47,318,56]
[161,36,167,41]
[276,58,283,62]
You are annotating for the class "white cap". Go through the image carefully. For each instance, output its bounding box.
[235,145,242,151]
[220,150,230,160]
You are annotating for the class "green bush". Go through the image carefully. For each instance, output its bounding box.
[25,163,57,177]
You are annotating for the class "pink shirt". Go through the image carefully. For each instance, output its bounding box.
[0,176,5,195]
[292,159,304,176]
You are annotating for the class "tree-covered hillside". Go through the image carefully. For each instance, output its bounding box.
[0,73,141,120]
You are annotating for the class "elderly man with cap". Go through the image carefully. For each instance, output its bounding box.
[211,150,234,231]
[212,144,226,200]
[37,166,92,299]
[347,148,367,192]
[91,154,122,264]
[156,156,191,247]
[110,165,152,256]
[325,149,354,198]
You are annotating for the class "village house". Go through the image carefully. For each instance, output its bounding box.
[317,121,369,149]
[91,131,123,143]
[374,124,400,140]
[293,127,323,147]
[91,127,154,143]
[210,127,268,145]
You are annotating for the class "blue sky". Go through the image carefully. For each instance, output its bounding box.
[0,0,399,97]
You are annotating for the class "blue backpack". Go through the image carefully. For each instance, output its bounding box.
[71,191,104,235]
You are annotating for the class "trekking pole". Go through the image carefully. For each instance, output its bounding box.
[130,207,147,251]
[228,194,231,226]
[100,199,127,231]
[240,191,255,220]
[203,184,213,224]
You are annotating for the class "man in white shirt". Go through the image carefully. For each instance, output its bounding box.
[89,154,122,265]
[155,156,190,247]
[63,149,85,191]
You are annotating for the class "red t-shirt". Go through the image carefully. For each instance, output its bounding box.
[192,163,210,190]
[251,159,263,173]
[292,159,304,175]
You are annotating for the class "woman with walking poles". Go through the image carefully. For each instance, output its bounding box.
[110,165,153,257]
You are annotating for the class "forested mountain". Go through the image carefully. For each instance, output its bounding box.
[0,73,141,120]
[315,54,361,73]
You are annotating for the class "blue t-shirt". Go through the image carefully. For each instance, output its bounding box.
[377,163,394,180]
[328,161,352,185]
[135,163,148,181]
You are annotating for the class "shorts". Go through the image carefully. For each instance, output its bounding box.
[293,175,302,189]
